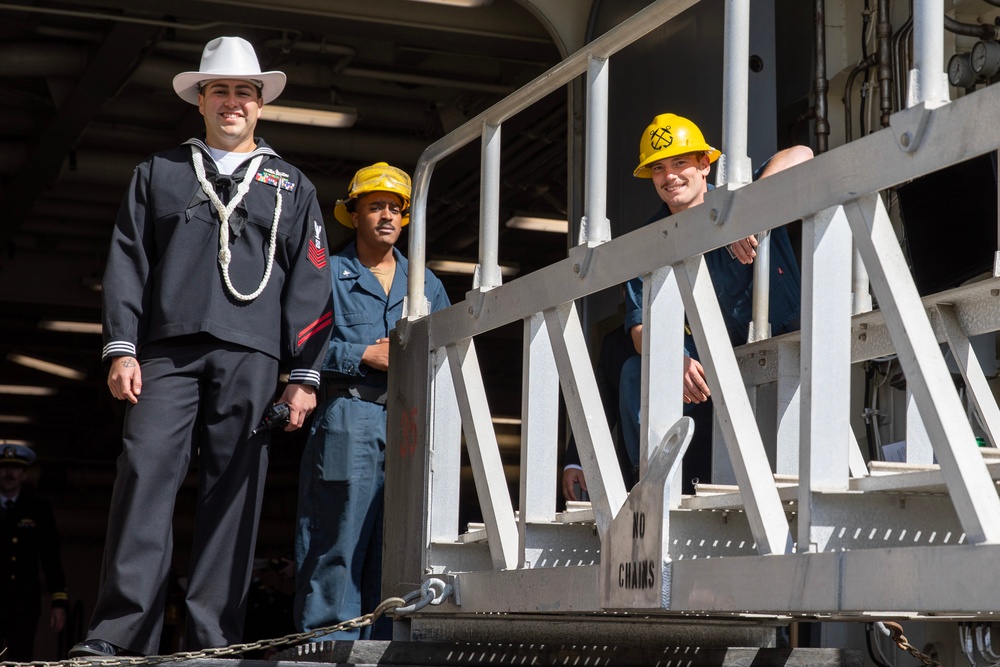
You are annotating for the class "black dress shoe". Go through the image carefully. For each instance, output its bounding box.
[68,639,142,658]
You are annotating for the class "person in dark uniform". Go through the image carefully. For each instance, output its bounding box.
[619,113,810,493]
[69,36,333,658]
[0,444,67,662]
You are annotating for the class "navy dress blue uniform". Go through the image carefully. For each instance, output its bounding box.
[92,138,333,654]
[0,447,67,662]
[619,191,802,493]
[295,242,449,640]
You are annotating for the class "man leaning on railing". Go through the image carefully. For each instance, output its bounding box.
[619,113,813,494]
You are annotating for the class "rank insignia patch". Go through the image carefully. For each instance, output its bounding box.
[308,239,327,269]
[308,219,326,269]
[298,311,332,347]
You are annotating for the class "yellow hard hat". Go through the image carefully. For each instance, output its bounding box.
[333,162,412,228]
[634,113,721,178]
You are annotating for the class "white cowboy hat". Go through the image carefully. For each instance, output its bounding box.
[172,36,286,105]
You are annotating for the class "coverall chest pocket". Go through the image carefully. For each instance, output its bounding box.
[334,309,373,330]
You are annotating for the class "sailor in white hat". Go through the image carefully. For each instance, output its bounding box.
[172,36,286,105]
[70,37,333,658]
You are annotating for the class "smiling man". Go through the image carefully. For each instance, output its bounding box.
[70,37,333,658]
[618,113,811,494]
[294,163,449,641]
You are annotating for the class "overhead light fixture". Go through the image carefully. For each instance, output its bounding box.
[0,415,32,425]
[39,320,103,334]
[491,416,522,425]
[405,0,493,6]
[7,354,86,381]
[0,385,56,396]
[262,104,358,128]
[505,215,568,234]
[426,259,518,277]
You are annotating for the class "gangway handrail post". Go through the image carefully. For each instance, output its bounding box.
[582,54,611,246]
[911,0,947,108]
[407,159,433,319]
[477,121,503,291]
[719,0,770,343]
[718,0,752,189]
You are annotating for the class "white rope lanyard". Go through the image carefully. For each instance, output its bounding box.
[191,146,282,302]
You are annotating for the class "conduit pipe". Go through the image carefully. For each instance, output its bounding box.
[0,2,300,37]
[892,15,914,112]
[813,0,829,153]
[876,0,893,127]
[943,15,1000,40]
[844,54,877,142]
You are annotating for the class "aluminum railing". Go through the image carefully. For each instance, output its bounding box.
[405,0,703,317]
[384,0,1000,621]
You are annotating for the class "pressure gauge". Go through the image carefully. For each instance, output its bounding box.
[948,52,977,88]
[971,40,1000,77]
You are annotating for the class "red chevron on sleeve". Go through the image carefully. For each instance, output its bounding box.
[298,311,332,346]
[308,239,328,269]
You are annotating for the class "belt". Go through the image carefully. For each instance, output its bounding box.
[324,380,387,405]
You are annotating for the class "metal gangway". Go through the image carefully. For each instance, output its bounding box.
[382,0,1000,644]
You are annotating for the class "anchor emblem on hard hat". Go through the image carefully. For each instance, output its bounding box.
[649,125,673,150]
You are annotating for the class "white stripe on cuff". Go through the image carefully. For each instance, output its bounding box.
[102,341,137,359]
[289,369,321,386]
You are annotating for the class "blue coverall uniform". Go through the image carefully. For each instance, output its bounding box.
[620,186,801,494]
[295,242,450,639]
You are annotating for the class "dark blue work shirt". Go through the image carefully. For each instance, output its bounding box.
[324,242,451,389]
[624,186,801,357]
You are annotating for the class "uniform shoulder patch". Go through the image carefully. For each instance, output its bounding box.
[308,219,327,270]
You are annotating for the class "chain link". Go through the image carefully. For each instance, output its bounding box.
[0,596,407,667]
[882,621,942,667]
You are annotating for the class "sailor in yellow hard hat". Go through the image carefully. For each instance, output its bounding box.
[333,162,412,228]
[634,112,722,177]
[617,112,812,495]
[634,113,722,217]
[295,161,450,641]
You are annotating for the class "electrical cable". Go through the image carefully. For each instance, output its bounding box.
[866,622,895,667]
[860,0,873,137]
[844,55,877,142]
[863,361,880,461]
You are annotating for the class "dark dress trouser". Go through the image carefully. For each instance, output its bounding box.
[88,336,277,654]
[0,605,39,661]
